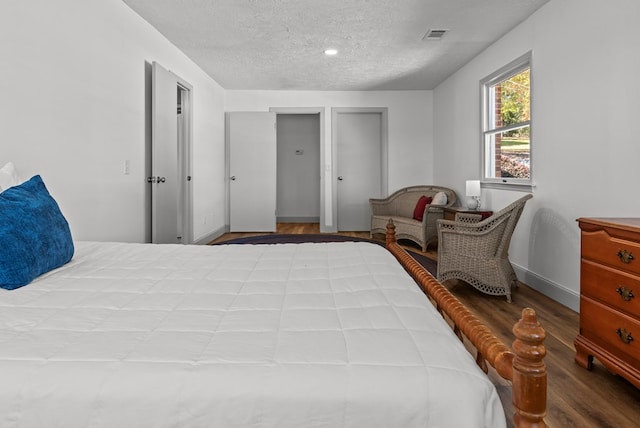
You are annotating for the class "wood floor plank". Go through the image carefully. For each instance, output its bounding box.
[211,223,640,427]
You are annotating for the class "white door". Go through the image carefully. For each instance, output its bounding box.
[151,62,192,243]
[228,112,277,232]
[335,111,385,231]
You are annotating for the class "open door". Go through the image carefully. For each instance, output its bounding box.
[228,112,277,232]
[151,62,192,243]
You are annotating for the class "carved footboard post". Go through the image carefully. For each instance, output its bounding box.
[512,308,547,427]
[385,219,396,246]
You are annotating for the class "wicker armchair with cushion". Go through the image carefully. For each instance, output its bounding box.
[436,194,533,302]
[369,185,457,251]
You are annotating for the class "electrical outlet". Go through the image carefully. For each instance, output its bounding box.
[123,160,130,175]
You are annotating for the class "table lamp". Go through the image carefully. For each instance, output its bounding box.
[466,180,481,210]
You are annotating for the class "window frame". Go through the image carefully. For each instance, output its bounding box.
[480,51,533,191]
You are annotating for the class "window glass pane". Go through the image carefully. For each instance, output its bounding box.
[488,68,530,131]
[484,125,530,179]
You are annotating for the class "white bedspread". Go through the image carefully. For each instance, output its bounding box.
[0,241,505,428]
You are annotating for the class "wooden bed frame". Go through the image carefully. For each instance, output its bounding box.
[384,220,547,427]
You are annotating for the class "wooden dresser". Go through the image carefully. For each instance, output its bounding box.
[576,217,640,388]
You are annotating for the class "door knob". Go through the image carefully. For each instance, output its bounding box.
[338,176,344,181]
[158,177,166,183]
[230,176,236,181]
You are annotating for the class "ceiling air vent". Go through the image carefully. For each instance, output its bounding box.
[423,29,448,41]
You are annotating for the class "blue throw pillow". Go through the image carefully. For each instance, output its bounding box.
[0,175,74,290]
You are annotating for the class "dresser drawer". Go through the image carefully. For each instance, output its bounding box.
[581,229,640,275]
[580,297,640,368]
[581,259,640,317]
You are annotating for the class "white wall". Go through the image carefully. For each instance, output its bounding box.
[434,0,640,310]
[226,90,433,231]
[0,0,226,243]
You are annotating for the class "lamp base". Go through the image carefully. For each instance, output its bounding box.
[466,197,480,210]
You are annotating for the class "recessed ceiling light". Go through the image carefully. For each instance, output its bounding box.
[324,49,338,56]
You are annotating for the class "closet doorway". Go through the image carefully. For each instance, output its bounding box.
[276,113,321,224]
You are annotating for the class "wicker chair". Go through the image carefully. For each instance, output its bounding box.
[436,194,533,302]
[369,185,457,251]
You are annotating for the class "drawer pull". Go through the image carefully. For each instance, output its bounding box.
[617,249,635,264]
[616,286,635,301]
[616,328,634,344]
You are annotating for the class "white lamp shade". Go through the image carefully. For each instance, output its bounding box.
[466,180,481,197]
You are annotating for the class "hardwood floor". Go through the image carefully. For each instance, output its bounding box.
[211,223,640,427]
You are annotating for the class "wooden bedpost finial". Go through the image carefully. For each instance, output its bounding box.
[385,219,396,247]
[512,308,547,428]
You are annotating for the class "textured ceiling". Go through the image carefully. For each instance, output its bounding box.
[122,0,550,90]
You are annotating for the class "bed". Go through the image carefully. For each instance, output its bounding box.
[0,174,547,427]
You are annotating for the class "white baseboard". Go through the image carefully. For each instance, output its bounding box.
[276,216,320,223]
[512,263,580,313]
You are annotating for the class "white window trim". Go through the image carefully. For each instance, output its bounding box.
[480,51,533,191]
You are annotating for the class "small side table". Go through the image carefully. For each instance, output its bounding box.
[444,206,493,221]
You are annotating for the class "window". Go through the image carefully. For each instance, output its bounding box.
[481,52,531,187]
